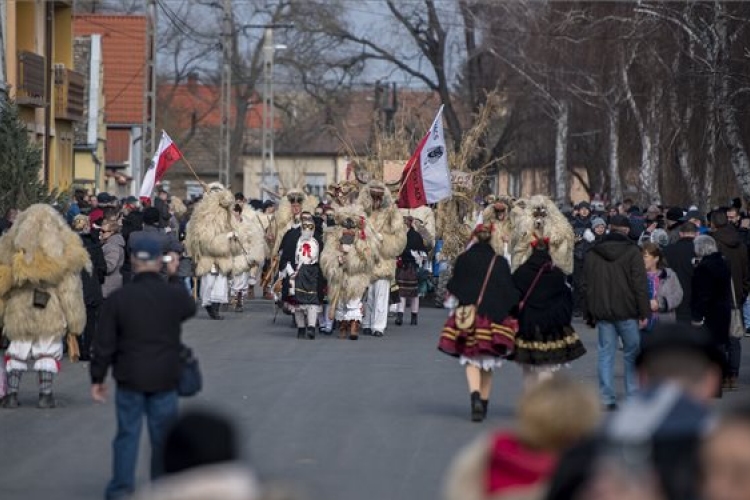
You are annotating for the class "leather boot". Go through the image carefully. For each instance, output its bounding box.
[471,391,484,422]
[246,287,255,300]
[38,393,56,409]
[1,393,19,409]
[339,320,350,339]
[411,313,418,326]
[349,320,360,340]
[482,399,489,419]
[395,312,403,326]
[205,305,217,319]
[234,292,243,312]
[211,303,224,320]
[297,327,306,339]
[306,326,316,340]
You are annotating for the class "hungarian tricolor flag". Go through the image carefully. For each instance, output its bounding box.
[139,131,183,199]
[397,105,452,208]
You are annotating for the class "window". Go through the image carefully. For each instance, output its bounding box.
[305,173,327,198]
[184,181,203,200]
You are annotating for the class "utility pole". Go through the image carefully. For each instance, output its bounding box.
[260,28,275,200]
[219,0,233,187]
[141,0,157,195]
[0,0,7,104]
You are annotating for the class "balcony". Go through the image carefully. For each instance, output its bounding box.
[16,51,45,107]
[54,65,85,121]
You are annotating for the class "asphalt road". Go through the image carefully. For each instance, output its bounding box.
[1,300,748,500]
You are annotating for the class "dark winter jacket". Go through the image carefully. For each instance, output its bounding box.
[447,242,520,324]
[512,249,573,334]
[91,272,196,392]
[691,252,731,343]
[582,232,650,322]
[663,237,696,322]
[79,232,106,307]
[712,225,750,304]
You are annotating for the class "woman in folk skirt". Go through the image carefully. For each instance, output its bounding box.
[395,215,433,326]
[438,225,520,422]
[510,240,586,388]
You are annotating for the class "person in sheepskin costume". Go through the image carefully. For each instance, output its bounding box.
[0,204,88,408]
[184,183,238,320]
[320,205,376,340]
[358,180,406,337]
[228,201,268,312]
[509,195,574,275]
[481,194,515,260]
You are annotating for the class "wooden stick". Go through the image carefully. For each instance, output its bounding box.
[179,156,208,190]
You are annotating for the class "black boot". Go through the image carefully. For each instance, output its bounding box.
[395,312,403,326]
[482,399,489,419]
[297,327,306,339]
[471,391,484,422]
[306,326,316,340]
[1,393,19,409]
[38,393,56,409]
[411,313,418,326]
[212,303,224,320]
[234,292,243,312]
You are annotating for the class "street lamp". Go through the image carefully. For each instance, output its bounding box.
[260,28,286,200]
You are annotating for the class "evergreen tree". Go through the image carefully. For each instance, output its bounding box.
[0,100,52,215]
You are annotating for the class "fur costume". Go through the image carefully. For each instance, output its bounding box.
[357,181,407,280]
[510,195,574,275]
[319,206,376,305]
[0,204,88,341]
[481,195,515,257]
[185,183,238,277]
[399,205,436,245]
[229,206,268,276]
[272,189,319,256]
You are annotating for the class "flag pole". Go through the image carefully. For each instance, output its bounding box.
[179,156,208,191]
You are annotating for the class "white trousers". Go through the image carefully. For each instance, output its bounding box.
[362,279,390,331]
[230,272,249,294]
[294,306,320,328]
[335,298,363,322]
[319,305,334,330]
[201,274,229,306]
[6,338,63,373]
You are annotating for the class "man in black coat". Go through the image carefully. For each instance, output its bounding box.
[663,222,698,324]
[582,215,650,411]
[91,234,196,500]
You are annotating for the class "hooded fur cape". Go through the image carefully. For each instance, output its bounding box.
[185,184,239,276]
[399,205,436,245]
[357,181,406,280]
[320,205,376,303]
[0,204,88,340]
[230,206,268,275]
[510,195,574,275]
[481,195,515,257]
[272,189,319,256]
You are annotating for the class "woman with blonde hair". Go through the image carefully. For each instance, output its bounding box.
[100,218,126,298]
[443,376,601,500]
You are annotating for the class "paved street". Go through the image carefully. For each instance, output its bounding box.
[1,300,748,500]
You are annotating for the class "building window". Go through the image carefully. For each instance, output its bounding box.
[305,173,327,198]
[184,181,203,200]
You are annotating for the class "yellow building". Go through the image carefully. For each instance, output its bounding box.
[3,0,84,192]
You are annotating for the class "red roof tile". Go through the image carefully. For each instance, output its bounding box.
[74,15,147,124]
[158,82,266,130]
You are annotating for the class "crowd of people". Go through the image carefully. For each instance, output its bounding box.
[0,184,749,500]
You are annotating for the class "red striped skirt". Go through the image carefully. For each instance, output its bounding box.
[438,314,517,359]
